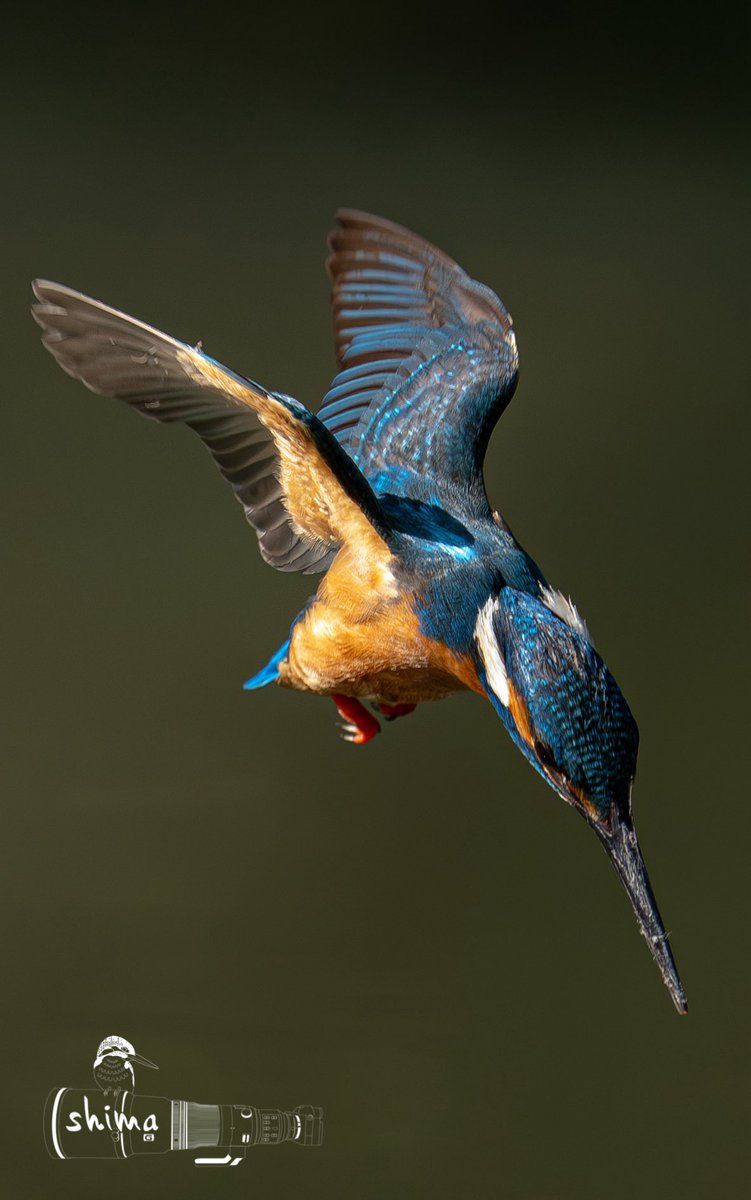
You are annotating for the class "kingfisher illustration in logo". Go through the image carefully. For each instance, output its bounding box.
[92,1035,158,1098]
[32,210,686,1012]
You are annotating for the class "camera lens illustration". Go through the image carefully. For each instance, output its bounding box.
[44,1035,323,1166]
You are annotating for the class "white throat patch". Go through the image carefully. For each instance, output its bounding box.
[474,596,509,707]
[539,585,591,643]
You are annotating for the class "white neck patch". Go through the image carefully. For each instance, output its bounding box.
[539,585,591,643]
[474,596,509,707]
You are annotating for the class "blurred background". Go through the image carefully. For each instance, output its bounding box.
[2,4,748,1196]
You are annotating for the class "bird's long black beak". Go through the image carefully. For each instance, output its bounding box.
[593,808,687,1015]
[131,1053,159,1069]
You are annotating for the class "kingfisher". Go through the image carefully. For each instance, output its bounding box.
[33,210,686,1013]
[92,1035,158,1096]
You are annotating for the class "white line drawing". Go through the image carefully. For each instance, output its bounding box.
[44,1034,323,1164]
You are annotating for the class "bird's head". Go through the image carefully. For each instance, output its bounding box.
[473,585,687,1013]
[93,1035,159,1071]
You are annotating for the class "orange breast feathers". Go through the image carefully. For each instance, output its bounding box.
[280,547,483,703]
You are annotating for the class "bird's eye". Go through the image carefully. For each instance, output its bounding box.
[534,739,557,771]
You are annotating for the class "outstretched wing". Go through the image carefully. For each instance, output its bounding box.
[319,211,519,517]
[32,281,391,573]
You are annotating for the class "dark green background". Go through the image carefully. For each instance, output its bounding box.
[2,6,748,1197]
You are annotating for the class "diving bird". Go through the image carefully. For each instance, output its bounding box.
[32,210,686,1013]
[92,1035,158,1096]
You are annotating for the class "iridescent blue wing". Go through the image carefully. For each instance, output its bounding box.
[319,211,519,516]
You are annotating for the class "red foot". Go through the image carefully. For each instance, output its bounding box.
[378,702,417,721]
[332,694,381,745]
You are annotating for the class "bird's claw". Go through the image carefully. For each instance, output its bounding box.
[332,694,381,745]
[340,721,366,744]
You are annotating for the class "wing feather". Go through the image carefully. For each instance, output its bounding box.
[32,281,390,572]
[319,211,519,514]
